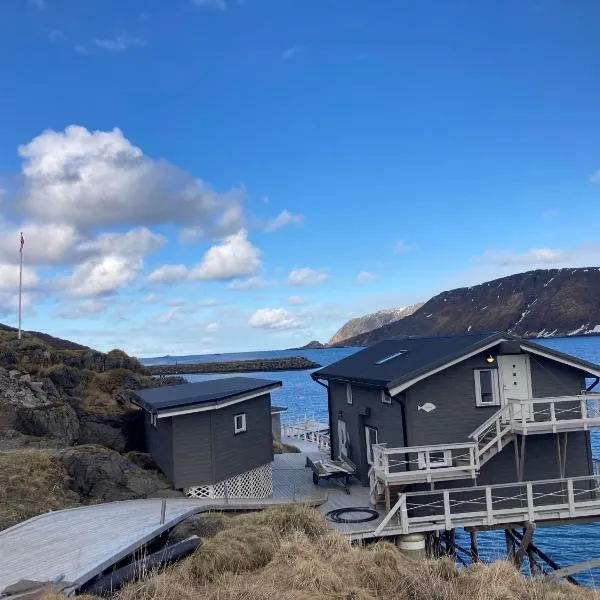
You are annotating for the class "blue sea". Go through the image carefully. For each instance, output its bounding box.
[142,337,600,584]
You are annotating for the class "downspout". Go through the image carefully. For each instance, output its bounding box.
[384,388,408,448]
[314,377,334,460]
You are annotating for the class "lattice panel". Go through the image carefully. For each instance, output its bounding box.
[185,463,273,500]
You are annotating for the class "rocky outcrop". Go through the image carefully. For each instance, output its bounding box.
[328,304,423,346]
[55,445,172,502]
[147,356,321,375]
[294,341,325,350]
[339,268,600,346]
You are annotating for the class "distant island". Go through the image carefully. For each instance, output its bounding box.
[147,356,321,376]
[290,340,326,350]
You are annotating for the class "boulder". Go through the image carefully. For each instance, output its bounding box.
[15,403,79,444]
[55,445,170,501]
[78,419,127,452]
[47,365,82,392]
[167,514,224,544]
[125,450,159,471]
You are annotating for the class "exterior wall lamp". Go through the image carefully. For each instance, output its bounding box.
[486,354,495,364]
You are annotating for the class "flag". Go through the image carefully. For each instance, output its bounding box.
[20,232,24,251]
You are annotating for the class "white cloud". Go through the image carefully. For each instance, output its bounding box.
[166,298,185,307]
[61,255,139,298]
[192,0,226,8]
[288,296,305,306]
[287,267,329,286]
[227,276,269,291]
[147,264,189,283]
[179,226,204,244]
[141,293,160,303]
[157,307,178,323]
[94,34,146,52]
[57,299,106,319]
[0,264,40,291]
[394,241,414,254]
[190,229,261,281]
[248,308,300,330]
[355,270,378,283]
[263,210,304,232]
[475,248,568,267]
[205,322,219,333]
[18,125,244,234]
[78,227,166,260]
[199,298,219,307]
[281,47,301,60]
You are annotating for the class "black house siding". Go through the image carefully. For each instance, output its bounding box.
[169,393,273,489]
[329,382,404,485]
[210,394,273,482]
[144,412,174,482]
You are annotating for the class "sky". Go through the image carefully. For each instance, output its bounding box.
[1,0,600,356]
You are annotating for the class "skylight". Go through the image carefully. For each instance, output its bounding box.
[374,350,409,365]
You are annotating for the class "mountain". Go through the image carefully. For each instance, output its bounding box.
[0,323,88,351]
[295,340,326,350]
[332,268,600,347]
[328,304,423,346]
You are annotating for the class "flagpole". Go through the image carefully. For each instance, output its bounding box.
[18,232,23,340]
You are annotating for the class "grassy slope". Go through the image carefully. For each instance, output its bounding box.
[41,506,600,600]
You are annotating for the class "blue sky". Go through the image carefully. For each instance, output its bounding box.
[1,0,600,356]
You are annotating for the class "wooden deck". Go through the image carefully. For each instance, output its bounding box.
[0,452,328,595]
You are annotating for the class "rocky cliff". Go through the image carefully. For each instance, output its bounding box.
[0,328,185,530]
[328,304,423,346]
[334,268,600,347]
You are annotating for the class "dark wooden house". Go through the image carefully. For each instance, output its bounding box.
[312,333,600,534]
[133,377,282,499]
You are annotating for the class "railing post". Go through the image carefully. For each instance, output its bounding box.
[399,495,408,534]
[425,450,431,472]
[526,483,534,522]
[581,397,588,420]
[496,417,502,451]
[521,402,526,427]
[567,479,576,517]
[550,402,556,425]
[443,490,452,531]
[485,487,494,526]
[384,453,390,476]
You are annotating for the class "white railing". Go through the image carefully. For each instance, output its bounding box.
[504,394,600,433]
[469,404,513,459]
[375,474,600,535]
[371,442,478,484]
[282,423,331,450]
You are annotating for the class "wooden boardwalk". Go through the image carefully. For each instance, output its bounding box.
[0,453,328,595]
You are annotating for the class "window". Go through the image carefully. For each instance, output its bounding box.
[365,426,378,465]
[374,350,409,365]
[346,383,353,405]
[474,369,500,407]
[418,450,452,469]
[381,390,392,404]
[234,413,247,434]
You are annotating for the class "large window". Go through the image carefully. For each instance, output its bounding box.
[474,369,500,407]
[365,426,378,465]
[234,413,247,434]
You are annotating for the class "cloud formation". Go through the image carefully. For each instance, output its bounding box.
[248,308,300,330]
[263,210,303,232]
[192,0,226,8]
[95,34,146,52]
[475,248,567,266]
[355,270,378,282]
[287,267,329,286]
[18,126,244,235]
[227,276,269,291]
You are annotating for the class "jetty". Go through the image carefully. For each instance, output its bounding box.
[146,356,321,376]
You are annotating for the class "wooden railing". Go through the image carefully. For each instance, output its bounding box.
[371,442,478,484]
[375,474,600,536]
[281,424,331,450]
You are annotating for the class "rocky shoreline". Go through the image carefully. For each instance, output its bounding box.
[146,356,321,375]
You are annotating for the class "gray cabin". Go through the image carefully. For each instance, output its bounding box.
[133,377,282,499]
[311,333,600,514]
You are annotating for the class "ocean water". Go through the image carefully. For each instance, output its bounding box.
[141,337,600,583]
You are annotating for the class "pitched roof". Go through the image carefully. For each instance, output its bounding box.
[312,332,600,393]
[133,376,282,413]
[312,332,502,388]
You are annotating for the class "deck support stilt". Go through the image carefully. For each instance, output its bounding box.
[469,530,479,563]
[505,529,516,563]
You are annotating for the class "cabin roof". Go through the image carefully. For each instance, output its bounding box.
[133,376,282,413]
[312,332,600,393]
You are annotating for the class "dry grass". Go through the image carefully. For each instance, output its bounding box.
[0,449,78,531]
[68,505,599,600]
[272,439,301,454]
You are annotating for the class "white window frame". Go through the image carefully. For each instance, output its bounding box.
[234,412,247,434]
[418,449,452,469]
[474,368,501,407]
[381,390,392,405]
[346,383,353,405]
[150,413,157,428]
[365,426,378,465]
